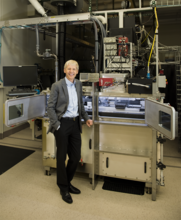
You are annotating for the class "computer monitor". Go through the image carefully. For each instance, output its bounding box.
[3,66,38,87]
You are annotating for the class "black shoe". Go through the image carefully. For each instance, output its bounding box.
[69,184,81,194]
[60,191,73,204]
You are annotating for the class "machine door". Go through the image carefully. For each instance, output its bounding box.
[4,95,46,127]
[145,98,176,140]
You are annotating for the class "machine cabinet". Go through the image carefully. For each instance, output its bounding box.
[100,153,151,182]
[3,89,178,201]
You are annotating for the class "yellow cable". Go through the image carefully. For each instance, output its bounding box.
[147,7,159,69]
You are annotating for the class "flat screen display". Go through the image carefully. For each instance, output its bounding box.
[3,66,38,86]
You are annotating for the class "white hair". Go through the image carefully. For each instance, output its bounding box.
[64,60,79,70]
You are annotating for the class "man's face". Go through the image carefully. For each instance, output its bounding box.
[64,64,78,82]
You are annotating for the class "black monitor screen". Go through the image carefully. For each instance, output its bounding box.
[3,66,38,86]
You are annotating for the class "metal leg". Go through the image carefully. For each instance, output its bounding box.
[152,130,157,201]
[28,120,35,140]
[44,167,51,176]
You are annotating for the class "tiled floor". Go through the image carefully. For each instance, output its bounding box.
[0,128,181,220]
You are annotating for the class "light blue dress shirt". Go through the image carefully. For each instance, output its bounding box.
[62,77,79,118]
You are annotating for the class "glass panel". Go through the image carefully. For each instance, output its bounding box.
[98,97,145,119]
[159,111,171,131]
[9,104,23,120]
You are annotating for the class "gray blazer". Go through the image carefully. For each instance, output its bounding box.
[47,78,89,133]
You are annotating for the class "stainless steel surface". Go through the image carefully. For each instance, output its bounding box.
[81,124,93,164]
[98,117,145,124]
[94,120,147,127]
[98,124,152,157]
[5,95,46,127]
[101,153,151,181]
[145,98,176,140]
[43,120,56,159]
[92,83,99,189]
[98,92,159,98]
[80,73,99,82]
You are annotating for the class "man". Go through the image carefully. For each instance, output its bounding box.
[47,60,93,204]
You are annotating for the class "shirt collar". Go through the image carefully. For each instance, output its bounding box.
[65,77,76,86]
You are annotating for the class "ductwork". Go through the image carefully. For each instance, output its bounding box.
[29,0,48,17]
[93,15,107,24]
[43,2,58,15]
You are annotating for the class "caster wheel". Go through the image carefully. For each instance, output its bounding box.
[146,187,152,194]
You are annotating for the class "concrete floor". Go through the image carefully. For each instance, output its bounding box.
[0,128,181,220]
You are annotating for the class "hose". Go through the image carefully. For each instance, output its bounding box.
[91,16,107,73]
[35,25,43,58]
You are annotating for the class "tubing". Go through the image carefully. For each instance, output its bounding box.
[147,7,158,78]
[35,25,43,58]
[91,16,107,73]
[93,16,107,24]
[98,36,103,72]
[29,0,47,17]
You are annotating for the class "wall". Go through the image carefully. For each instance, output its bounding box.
[0,0,28,21]
[159,23,181,46]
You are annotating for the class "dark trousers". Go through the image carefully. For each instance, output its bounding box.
[54,117,81,192]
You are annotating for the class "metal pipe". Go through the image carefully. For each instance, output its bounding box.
[35,25,43,58]
[98,37,103,73]
[91,20,99,73]
[58,4,66,80]
[139,0,142,24]
[29,0,47,17]
[55,60,58,82]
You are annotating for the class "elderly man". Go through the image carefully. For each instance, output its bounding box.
[47,60,93,204]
